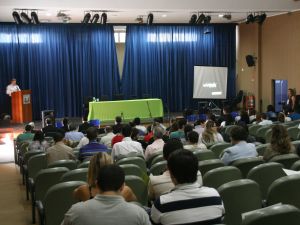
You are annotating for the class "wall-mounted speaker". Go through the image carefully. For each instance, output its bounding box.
[41,110,55,128]
[246,55,256,67]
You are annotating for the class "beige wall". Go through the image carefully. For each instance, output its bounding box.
[116,43,125,76]
[237,11,300,112]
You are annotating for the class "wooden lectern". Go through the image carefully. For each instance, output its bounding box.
[11,90,32,123]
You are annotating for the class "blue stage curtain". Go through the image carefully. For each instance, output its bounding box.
[0,24,120,119]
[122,25,236,112]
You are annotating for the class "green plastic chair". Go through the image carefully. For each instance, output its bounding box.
[78,160,90,168]
[225,125,235,136]
[292,140,300,149]
[29,167,69,223]
[269,153,300,169]
[150,161,167,176]
[38,181,86,225]
[22,150,44,184]
[193,149,216,161]
[209,142,232,158]
[265,129,273,143]
[241,204,300,225]
[150,155,165,167]
[267,174,300,209]
[203,166,242,189]
[117,157,147,172]
[25,153,47,200]
[231,157,264,178]
[247,162,286,199]
[256,126,272,140]
[146,150,163,168]
[72,149,79,158]
[291,160,300,171]
[287,127,300,141]
[125,175,148,206]
[120,164,144,178]
[60,168,88,182]
[218,179,262,225]
[249,125,262,137]
[256,144,270,156]
[198,159,225,175]
[47,160,78,170]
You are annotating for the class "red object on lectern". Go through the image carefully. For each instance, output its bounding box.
[11,90,32,123]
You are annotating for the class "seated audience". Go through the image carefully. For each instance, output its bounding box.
[74,152,136,202]
[42,118,61,135]
[183,124,194,144]
[78,117,92,134]
[154,117,166,130]
[252,113,262,124]
[28,131,49,151]
[77,136,89,149]
[145,126,165,160]
[249,109,257,123]
[64,123,84,142]
[99,126,115,148]
[144,125,154,143]
[16,124,35,143]
[133,117,147,134]
[239,110,250,124]
[170,118,186,140]
[112,116,123,134]
[194,118,206,135]
[79,127,108,162]
[278,112,291,123]
[218,105,235,127]
[258,113,273,125]
[112,125,144,161]
[62,164,151,225]
[266,105,277,121]
[150,150,224,225]
[199,120,224,147]
[28,122,39,133]
[264,125,295,161]
[148,139,202,200]
[62,118,70,133]
[288,105,300,121]
[130,127,140,141]
[221,126,257,165]
[46,132,75,165]
[184,131,207,151]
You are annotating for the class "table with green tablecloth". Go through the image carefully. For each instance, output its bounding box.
[88,98,164,122]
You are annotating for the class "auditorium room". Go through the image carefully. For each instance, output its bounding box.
[1,0,300,224]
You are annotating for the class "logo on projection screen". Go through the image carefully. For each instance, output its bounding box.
[203,83,217,88]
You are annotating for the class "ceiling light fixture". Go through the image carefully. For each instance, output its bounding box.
[100,12,107,24]
[31,12,39,24]
[246,13,267,25]
[147,13,154,25]
[203,15,211,24]
[91,14,100,23]
[12,11,23,24]
[196,13,205,24]
[20,12,32,24]
[82,12,91,24]
[189,14,197,24]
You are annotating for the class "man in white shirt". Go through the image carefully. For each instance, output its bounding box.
[100,126,115,148]
[145,126,165,161]
[112,125,144,161]
[6,78,21,96]
[133,117,147,134]
[258,113,273,126]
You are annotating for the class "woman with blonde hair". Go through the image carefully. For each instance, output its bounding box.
[199,120,224,147]
[263,125,295,161]
[74,152,137,201]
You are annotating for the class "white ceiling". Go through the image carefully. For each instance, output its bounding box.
[0,0,300,24]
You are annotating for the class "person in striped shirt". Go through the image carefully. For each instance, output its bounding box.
[151,149,224,225]
[79,127,108,162]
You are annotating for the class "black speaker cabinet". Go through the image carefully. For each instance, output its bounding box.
[246,55,256,67]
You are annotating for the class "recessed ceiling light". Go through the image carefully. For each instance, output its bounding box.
[162,14,167,18]
[46,12,52,16]
[218,14,224,18]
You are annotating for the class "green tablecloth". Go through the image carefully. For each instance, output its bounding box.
[88,98,164,122]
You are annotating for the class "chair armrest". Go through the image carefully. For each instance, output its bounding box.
[28,178,34,189]
[36,200,45,225]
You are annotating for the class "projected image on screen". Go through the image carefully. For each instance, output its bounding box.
[193,66,228,99]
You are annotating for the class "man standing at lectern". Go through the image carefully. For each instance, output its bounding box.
[6,78,21,116]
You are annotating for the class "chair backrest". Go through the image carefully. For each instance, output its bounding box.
[265,129,273,143]
[47,160,78,170]
[146,150,163,168]
[119,164,143,178]
[267,174,300,209]
[27,153,47,180]
[125,175,148,206]
[291,160,300,171]
[23,150,44,165]
[255,144,270,156]
[19,142,30,156]
[151,155,165,167]
[209,142,232,158]
[225,125,235,136]
[218,179,262,225]
[256,126,272,139]
[203,166,242,189]
[249,125,262,137]
[269,153,300,169]
[287,127,300,141]
[231,157,264,178]
[78,160,90,168]
[292,140,300,150]
[44,181,86,225]
[60,168,88,182]
[150,161,167,176]
[193,149,216,161]
[35,167,70,202]
[241,204,300,225]
[198,159,225,175]
[247,162,286,199]
[116,157,147,172]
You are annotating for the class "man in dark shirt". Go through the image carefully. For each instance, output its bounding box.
[42,118,61,135]
[112,116,123,134]
[78,117,92,134]
[79,127,108,161]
